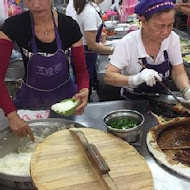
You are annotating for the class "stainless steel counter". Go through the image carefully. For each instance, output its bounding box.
[174,28,190,41]
[51,100,190,190]
[0,100,190,189]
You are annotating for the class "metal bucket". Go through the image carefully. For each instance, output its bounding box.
[5,58,25,99]
[0,118,85,189]
[5,79,22,99]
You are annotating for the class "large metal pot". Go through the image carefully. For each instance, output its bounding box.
[0,118,85,189]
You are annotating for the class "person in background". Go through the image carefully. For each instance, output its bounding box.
[66,0,77,20]
[98,0,121,12]
[104,0,190,101]
[98,0,113,12]
[73,0,114,100]
[187,15,190,34]
[0,0,89,140]
[174,0,188,31]
[175,1,190,34]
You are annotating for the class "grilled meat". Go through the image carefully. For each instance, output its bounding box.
[176,150,190,165]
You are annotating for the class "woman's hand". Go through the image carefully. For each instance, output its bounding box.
[7,111,34,141]
[128,68,162,87]
[100,32,107,44]
[175,3,190,15]
[73,88,89,115]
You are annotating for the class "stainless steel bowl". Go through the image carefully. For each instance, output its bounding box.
[103,110,144,142]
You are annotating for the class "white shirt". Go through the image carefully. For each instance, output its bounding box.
[99,0,113,12]
[66,0,77,20]
[109,29,183,76]
[75,2,102,45]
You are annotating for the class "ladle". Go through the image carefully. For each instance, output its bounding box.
[138,62,190,110]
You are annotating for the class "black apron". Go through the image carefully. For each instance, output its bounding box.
[84,23,103,90]
[122,50,172,100]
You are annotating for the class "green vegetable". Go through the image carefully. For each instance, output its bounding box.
[107,118,139,129]
[51,99,78,116]
[180,37,190,54]
[183,54,190,63]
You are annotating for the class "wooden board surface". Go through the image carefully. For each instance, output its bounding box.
[30,128,153,190]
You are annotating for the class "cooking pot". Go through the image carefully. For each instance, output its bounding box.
[0,118,85,189]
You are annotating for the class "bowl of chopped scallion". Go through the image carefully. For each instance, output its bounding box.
[103,110,144,142]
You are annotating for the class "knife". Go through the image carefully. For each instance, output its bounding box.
[70,129,118,190]
[70,130,110,174]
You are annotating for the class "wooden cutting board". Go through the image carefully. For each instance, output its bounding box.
[30,128,153,190]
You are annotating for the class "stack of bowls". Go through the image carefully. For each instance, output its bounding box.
[104,20,118,29]
[114,27,129,35]
[114,23,131,35]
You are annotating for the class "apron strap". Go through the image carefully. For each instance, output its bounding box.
[30,11,62,54]
[30,12,38,54]
[84,22,103,50]
[140,50,171,70]
[95,7,103,43]
[96,23,103,43]
[163,50,169,60]
[52,12,62,50]
[163,50,172,75]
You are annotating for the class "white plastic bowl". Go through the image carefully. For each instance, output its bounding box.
[104,20,117,28]
[116,23,131,28]
[114,27,130,35]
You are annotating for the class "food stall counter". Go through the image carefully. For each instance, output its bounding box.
[51,100,190,190]
[0,99,190,189]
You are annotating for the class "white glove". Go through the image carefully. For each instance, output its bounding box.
[128,69,162,88]
[183,87,190,100]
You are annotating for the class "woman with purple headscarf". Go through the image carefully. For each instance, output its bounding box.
[104,0,190,101]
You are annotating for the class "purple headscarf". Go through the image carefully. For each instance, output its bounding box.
[135,0,174,17]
